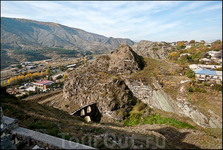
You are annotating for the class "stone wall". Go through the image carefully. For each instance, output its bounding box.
[1,109,96,149]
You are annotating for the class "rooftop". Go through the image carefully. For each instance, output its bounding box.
[195,69,217,76]
[35,80,54,85]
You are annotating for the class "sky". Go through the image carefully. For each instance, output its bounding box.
[1,1,222,42]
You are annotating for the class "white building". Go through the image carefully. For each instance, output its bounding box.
[207,50,220,58]
[189,64,222,71]
[185,45,192,49]
[199,58,211,64]
[204,42,213,46]
[180,53,191,57]
[195,69,222,81]
[21,62,31,66]
[33,80,54,90]
[66,64,76,68]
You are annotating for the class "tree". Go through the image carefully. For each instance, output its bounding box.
[63,74,67,80]
[50,84,54,90]
[211,41,222,51]
[15,64,22,69]
[198,52,207,58]
[189,40,195,44]
[177,42,185,49]
[46,69,51,76]
[168,52,179,60]
[186,69,195,78]
[41,71,45,77]
[212,40,222,45]
[66,69,71,73]
[200,40,205,44]
[217,67,222,71]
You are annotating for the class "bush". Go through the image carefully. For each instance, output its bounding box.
[213,84,222,91]
[199,89,206,93]
[153,47,158,51]
[188,87,194,92]
[123,113,195,129]
[216,67,222,71]
[203,83,208,86]
[186,69,195,78]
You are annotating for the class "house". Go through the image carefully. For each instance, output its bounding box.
[33,80,54,90]
[189,64,222,71]
[68,68,74,71]
[185,45,192,49]
[64,58,70,61]
[180,53,190,57]
[199,58,211,64]
[171,42,177,46]
[204,42,213,47]
[184,42,190,46]
[10,65,16,68]
[26,66,35,70]
[44,59,52,63]
[25,86,36,92]
[66,64,76,68]
[21,62,32,66]
[207,50,220,58]
[195,69,222,81]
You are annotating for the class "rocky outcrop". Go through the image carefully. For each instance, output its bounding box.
[125,78,222,128]
[131,40,168,59]
[108,44,145,74]
[63,44,143,120]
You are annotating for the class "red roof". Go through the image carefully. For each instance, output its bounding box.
[35,80,54,85]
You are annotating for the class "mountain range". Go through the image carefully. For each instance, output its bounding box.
[1,17,134,52]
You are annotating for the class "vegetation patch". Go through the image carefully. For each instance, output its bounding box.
[123,102,195,129]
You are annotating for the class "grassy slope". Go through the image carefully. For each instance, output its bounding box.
[129,57,222,139]
[0,86,175,149]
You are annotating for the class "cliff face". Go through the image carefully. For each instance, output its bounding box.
[125,78,222,128]
[131,40,168,59]
[63,44,144,120]
[63,43,222,128]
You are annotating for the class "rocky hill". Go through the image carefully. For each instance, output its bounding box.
[131,40,168,59]
[1,17,134,52]
[62,44,144,120]
[63,43,222,129]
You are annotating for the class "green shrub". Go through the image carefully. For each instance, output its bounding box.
[203,83,208,86]
[186,69,195,78]
[123,113,195,129]
[188,87,194,92]
[199,89,206,93]
[153,47,158,51]
[213,84,222,91]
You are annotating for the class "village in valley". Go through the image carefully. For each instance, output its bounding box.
[1,39,222,100]
[0,55,94,99]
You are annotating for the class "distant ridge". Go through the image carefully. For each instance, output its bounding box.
[1,17,134,52]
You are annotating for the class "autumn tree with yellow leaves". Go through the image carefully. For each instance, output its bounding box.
[177,42,185,49]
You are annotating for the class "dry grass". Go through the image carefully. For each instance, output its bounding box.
[22,90,62,102]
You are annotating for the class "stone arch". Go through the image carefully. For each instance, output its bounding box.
[84,116,91,122]
[81,109,85,116]
[87,106,91,113]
